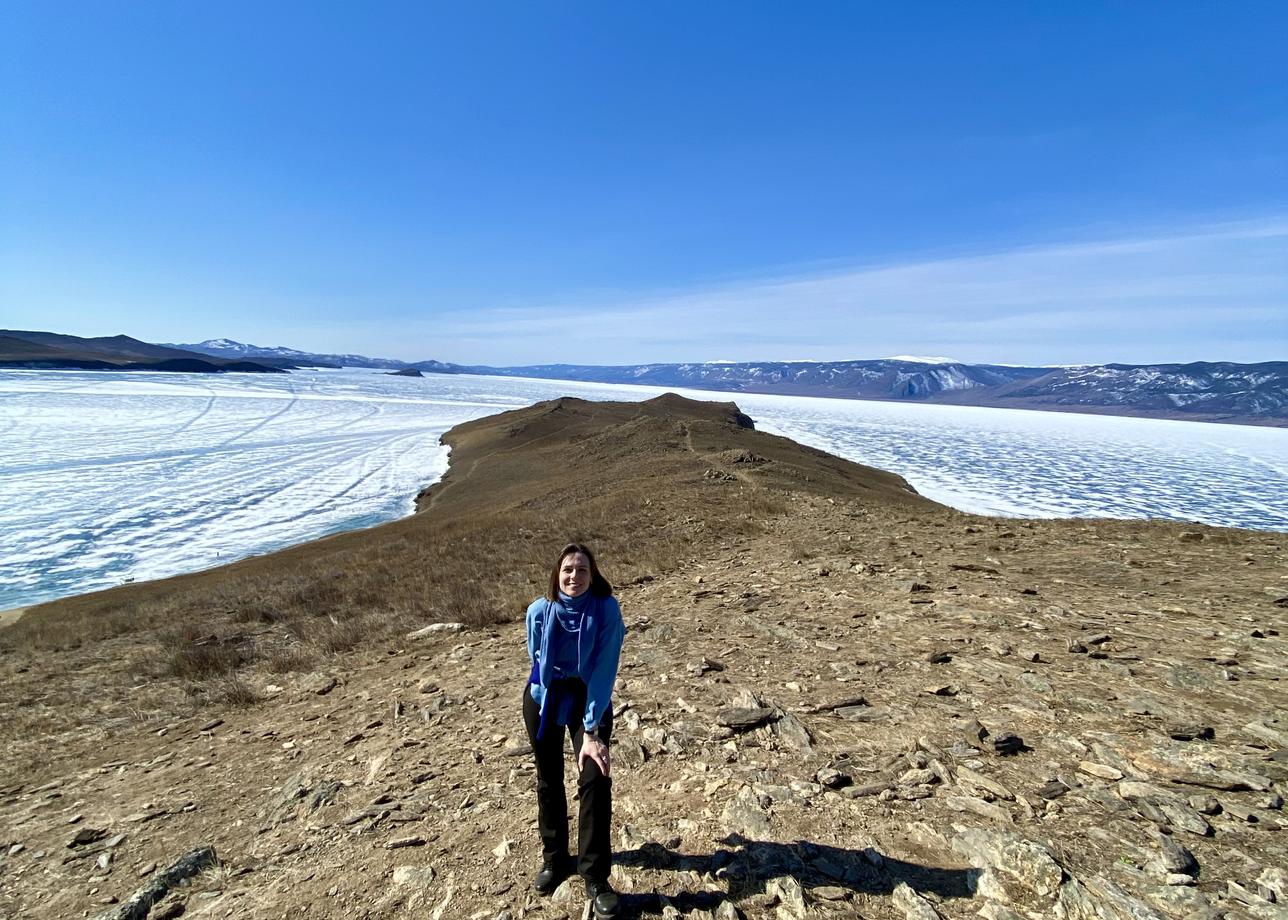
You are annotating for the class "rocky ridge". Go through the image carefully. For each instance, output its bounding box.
[1,397,1285,920]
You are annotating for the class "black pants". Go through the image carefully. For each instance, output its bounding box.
[522,680,614,882]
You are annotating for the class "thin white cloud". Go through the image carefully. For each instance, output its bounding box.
[404,217,1288,365]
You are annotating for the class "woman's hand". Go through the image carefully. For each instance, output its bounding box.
[578,732,611,777]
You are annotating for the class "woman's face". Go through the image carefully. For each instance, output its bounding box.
[559,552,591,598]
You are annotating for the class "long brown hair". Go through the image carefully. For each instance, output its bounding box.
[546,542,613,601]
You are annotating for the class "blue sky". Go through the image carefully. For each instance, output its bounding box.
[3,3,1286,366]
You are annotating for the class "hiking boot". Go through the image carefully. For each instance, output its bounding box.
[585,877,620,918]
[533,853,572,894]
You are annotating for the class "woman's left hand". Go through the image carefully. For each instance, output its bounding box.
[578,734,611,777]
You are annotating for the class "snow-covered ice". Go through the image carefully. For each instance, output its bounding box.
[1,367,1284,609]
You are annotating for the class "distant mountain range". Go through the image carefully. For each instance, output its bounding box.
[174,339,1288,427]
[6,332,1284,426]
[0,331,288,374]
[165,338,404,370]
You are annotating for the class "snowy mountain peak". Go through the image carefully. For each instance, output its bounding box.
[192,339,313,358]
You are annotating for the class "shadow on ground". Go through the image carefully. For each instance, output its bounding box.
[607,834,978,917]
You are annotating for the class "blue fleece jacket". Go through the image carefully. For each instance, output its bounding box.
[526,592,625,732]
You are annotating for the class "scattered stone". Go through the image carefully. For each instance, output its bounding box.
[406,622,464,639]
[1226,879,1265,907]
[815,767,850,789]
[892,881,942,919]
[899,768,938,787]
[714,902,740,920]
[771,710,814,754]
[491,837,512,861]
[716,707,778,731]
[96,846,216,920]
[1167,724,1215,742]
[616,739,647,767]
[1150,830,1197,876]
[972,867,1013,902]
[812,695,868,713]
[1223,803,1259,823]
[392,866,436,887]
[978,905,1026,920]
[1255,866,1287,902]
[1188,794,1221,816]
[1059,875,1166,920]
[550,877,577,905]
[69,828,110,848]
[990,732,1026,756]
[721,787,772,838]
[925,649,952,664]
[1078,761,1124,781]
[952,828,1064,897]
[384,836,426,849]
[946,795,1013,824]
[1158,801,1213,837]
[767,875,806,918]
[955,766,1016,801]
[687,657,725,676]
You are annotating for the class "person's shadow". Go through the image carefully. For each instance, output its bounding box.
[610,834,978,917]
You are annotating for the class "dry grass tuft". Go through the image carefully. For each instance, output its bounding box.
[265,646,317,674]
[159,625,254,681]
[214,676,260,707]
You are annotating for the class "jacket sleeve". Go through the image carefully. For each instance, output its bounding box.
[583,597,625,731]
[526,599,542,666]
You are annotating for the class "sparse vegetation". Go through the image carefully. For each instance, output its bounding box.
[0,394,934,775]
[2,394,1285,920]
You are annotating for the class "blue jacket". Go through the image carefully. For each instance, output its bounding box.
[526,593,625,732]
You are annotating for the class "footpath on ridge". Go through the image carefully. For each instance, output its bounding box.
[1,394,1285,920]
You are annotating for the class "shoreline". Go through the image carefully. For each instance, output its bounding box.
[3,379,1285,617]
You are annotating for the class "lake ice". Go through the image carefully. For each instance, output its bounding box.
[1,367,1284,609]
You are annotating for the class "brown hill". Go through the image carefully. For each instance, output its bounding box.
[0,395,1284,920]
[0,330,286,372]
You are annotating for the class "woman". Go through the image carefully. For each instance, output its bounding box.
[523,543,626,920]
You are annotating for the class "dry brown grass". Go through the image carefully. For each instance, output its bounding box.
[0,394,937,759]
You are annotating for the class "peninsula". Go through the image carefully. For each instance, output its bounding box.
[1,395,1284,920]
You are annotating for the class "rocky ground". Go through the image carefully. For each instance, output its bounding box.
[1,397,1286,920]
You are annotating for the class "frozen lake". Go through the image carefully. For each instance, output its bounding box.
[2,367,1285,609]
